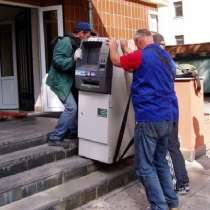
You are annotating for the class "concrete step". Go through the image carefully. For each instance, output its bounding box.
[0,134,47,155]
[0,162,135,210]
[0,117,57,155]
[0,156,100,207]
[0,140,78,178]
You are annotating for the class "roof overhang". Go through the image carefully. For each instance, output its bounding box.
[141,0,168,6]
[166,43,210,58]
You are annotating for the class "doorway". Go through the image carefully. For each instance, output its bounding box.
[0,22,18,109]
[0,3,64,112]
[0,5,34,111]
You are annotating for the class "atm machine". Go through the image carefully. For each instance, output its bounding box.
[75,37,135,164]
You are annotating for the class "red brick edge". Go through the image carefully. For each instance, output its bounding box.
[0,112,27,120]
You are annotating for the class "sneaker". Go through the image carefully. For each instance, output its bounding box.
[184,183,190,192]
[176,186,187,195]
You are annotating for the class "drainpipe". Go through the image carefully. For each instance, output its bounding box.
[88,0,93,29]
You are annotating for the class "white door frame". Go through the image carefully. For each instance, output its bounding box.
[39,5,64,112]
[0,21,19,109]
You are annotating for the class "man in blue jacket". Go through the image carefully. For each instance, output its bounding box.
[109,29,179,210]
[46,22,91,146]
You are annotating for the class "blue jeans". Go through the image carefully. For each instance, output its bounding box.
[49,92,77,140]
[134,121,179,210]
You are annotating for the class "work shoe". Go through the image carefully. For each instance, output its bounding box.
[64,132,78,139]
[47,132,64,142]
[46,132,58,142]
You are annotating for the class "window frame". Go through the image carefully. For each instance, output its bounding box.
[175,35,184,45]
[148,10,158,33]
[174,1,183,18]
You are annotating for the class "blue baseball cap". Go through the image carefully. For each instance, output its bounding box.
[75,22,91,32]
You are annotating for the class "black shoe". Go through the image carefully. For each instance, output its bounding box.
[64,132,78,139]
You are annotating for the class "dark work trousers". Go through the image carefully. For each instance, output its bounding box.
[168,121,189,189]
[71,80,78,105]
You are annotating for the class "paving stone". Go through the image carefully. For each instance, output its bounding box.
[180,195,210,210]
[195,179,210,199]
[178,168,210,200]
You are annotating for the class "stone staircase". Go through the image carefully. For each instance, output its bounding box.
[0,117,135,210]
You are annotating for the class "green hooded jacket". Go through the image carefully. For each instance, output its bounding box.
[46,35,79,102]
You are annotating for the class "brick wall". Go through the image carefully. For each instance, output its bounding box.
[63,0,89,32]
[91,0,157,39]
[62,0,156,39]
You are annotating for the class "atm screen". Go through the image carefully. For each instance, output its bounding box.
[83,41,102,65]
[87,48,100,65]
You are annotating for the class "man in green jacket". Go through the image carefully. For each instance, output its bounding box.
[47,22,91,146]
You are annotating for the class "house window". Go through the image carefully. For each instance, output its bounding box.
[148,11,158,32]
[174,1,183,17]
[175,35,184,45]
[150,14,158,32]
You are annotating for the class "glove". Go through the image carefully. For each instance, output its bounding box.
[74,48,82,60]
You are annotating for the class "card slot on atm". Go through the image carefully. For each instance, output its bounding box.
[82,79,100,88]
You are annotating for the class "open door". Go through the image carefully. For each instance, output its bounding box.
[0,22,19,109]
[39,5,64,112]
